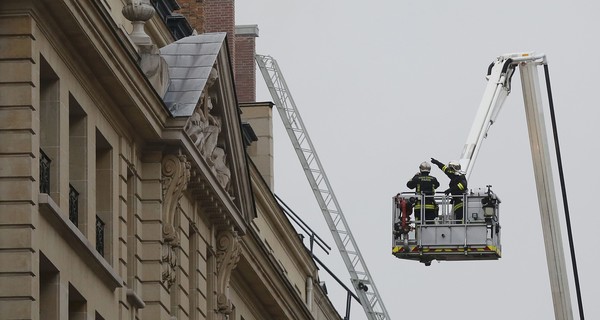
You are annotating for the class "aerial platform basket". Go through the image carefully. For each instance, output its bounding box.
[392,187,502,265]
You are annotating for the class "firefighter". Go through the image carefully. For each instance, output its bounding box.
[431,158,468,223]
[406,162,440,224]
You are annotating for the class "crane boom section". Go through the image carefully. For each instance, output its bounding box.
[519,60,573,320]
[459,57,512,179]
[459,53,547,179]
[460,52,573,320]
[256,54,390,320]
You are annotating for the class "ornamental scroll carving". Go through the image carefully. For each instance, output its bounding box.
[161,152,191,287]
[184,66,232,193]
[215,229,241,317]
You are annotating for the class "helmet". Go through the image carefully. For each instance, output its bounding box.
[448,161,461,171]
[419,161,431,173]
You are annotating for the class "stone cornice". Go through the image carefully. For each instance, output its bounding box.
[11,0,173,141]
[163,129,249,235]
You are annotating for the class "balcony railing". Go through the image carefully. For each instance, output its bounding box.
[69,184,79,226]
[39,149,51,194]
[96,215,105,256]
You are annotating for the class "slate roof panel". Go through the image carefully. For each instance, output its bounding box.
[160,33,226,117]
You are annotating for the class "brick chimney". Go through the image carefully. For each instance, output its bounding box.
[203,0,236,70]
[177,0,236,71]
[234,25,258,103]
[175,1,273,187]
[176,0,204,32]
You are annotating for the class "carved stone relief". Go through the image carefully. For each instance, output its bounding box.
[211,147,231,192]
[122,0,155,46]
[122,1,171,98]
[184,65,233,194]
[161,152,191,287]
[215,229,241,318]
[139,44,170,97]
[161,240,178,288]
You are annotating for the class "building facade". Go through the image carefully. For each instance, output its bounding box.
[0,0,340,319]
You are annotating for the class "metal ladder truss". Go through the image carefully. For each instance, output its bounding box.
[256,54,390,320]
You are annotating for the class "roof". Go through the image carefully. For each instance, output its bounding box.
[160,33,227,117]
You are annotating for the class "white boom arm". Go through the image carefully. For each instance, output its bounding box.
[462,52,573,320]
[460,53,542,179]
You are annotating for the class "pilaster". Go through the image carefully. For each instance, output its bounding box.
[138,150,170,319]
[0,12,39,320]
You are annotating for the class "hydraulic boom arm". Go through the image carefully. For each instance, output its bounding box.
[461,53,573,320]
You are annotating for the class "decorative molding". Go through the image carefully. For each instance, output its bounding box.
[160,151,190,288]
[161,152,191,242]
[161,239,178,288]
[215,229,241,316]
[122,0,155,46]
[139,44,170,97]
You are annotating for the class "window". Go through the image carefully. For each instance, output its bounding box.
[39,56,60,202]
[69,94,88,232]
[68,284,87,320]
[96,129,113,262]
[39,253,59,320]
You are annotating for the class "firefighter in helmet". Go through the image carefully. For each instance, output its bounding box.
[406,161,440,224]
[431,158,468,223]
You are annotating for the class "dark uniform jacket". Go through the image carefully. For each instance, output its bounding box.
[435,164,468,197]
[406,173,440,195]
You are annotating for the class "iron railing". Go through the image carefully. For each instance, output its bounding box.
[69,184,79,226]
[39,149,51,194]
[96,215,105,256]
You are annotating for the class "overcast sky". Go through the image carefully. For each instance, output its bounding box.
[236,1,599,319]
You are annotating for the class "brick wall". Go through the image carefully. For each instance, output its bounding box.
[176,1,259,104]
[235,25,258,103]
[178,0,236,70]
[203,0,235,61]
[177,0,205,33]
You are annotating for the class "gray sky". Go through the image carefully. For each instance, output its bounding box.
[236,1,599,319]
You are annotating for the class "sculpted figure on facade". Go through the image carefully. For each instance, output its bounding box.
[211,147,231,191]
[199,92,221,160]
[122,0,170,95]
[185,66,221,158]
[185,107,209,147]
[184,65,233,192]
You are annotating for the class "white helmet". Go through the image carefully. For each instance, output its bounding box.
[448,160,461,171]
[419,161,431,173]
